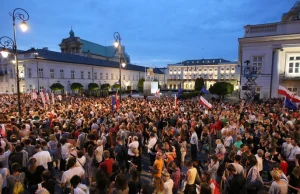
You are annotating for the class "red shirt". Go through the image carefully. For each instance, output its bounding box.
[280,161,288,175]
[99,158,114,175]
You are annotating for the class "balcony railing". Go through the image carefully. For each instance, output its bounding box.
[244,20,300,38]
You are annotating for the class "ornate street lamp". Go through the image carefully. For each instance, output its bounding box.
[114,32,127,102]
[0,8,30,117]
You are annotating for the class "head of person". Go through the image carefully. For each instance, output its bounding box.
[257,149,264,157]
[292,166,300,178]
[247,155,257,168]
[215,139,222,145]
[210,155,218,164]
[186,160,193,169]
[156,151,162,160]
[116,136,122,145]
[201,171,211,182]
[41,170,52,182]
[161,170,170,182]
[97,140,102,146]
[60,137,68,145]
[67,157,77,169]
[272,162,282,171]
[234,154,242,163]
[103,150,110,160]
[285,136,291,144]
[200,183,211,194]
[114,173,128,191]
[15,144,23,152]
[130,169,140,182]
[70,175,82,188]
[24,138,32,145]
[112,161,120,173]
[226,164,237,174]
[77,150,84,159]
[11,163,22,173]
[49,134,57,142]
[270,170,281,181]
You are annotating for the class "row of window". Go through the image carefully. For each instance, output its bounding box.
[169,67,235,73]
[170,74,235,79]
[29,68,145,81]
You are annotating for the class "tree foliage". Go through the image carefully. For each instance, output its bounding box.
[50,83,64,91]
[194,77,205,91]
[137,78,145,92]
[209,82,234,98]
[88,83,99,91]
[112,84,120,90]
[70,82,83,91]
[101,83,110,90]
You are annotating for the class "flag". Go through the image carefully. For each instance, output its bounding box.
[32,89,37,100]
[177,84,183,98]
[200,86,209,94]
[57,95,62,101]
[200,96,212,109]
[115,91,120,110]
[278,85,293,98]
[155,89,160,97]
[51,92,55,105]
[285,98,297,110]
[45,93,50,103]
[112,95,116,111]
[292,95,300,103]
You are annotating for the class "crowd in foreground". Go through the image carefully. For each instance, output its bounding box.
[0,94,299,194]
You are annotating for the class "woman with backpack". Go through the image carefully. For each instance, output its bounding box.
[201,171,220,194]
[6,163,26,194]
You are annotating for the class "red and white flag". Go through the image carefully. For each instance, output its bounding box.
[115,90,120,110]
[278,85,293,98]
[51,92,55,105]
[57,95,62,101]
[200,96,212,109]
[155,89,160,97]
[40,92,45,105]
[292,95,300,103]
[45,93,50,103]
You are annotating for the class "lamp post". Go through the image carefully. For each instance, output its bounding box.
[114,32,126,102]
[0,8,29,117]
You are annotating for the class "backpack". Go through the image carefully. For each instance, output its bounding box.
[12,174,24,194]
[210,180,220,194]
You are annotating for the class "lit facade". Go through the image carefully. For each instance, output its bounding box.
[239,2,300,98]
[167,59,240,90]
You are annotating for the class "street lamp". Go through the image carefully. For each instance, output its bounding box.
[0,8,30,117]
[114,32,126,102]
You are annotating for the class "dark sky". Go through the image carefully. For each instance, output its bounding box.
[0,0,296,67]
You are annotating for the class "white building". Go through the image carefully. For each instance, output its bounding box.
[239,2,300,99]
[0,30,165,93]
[167,59,240,90]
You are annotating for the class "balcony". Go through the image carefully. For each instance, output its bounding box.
[244,20,300,38]
[0,71,7,76]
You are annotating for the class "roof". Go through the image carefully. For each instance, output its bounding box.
[24,49,164,74]
[177,58,232,65]
[80,39,117,58]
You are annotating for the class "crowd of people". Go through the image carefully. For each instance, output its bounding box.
[0,93,299,194]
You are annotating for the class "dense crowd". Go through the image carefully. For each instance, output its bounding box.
[0,94,299,194]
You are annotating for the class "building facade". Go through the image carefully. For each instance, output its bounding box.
[239,2,300,99]
[167,59,240,90]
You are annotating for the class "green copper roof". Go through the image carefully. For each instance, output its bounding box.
[80,39,117,58]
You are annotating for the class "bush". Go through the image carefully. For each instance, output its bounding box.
[101,83,110,90]
[50,83,64,91]
[209,82,234,99]
[137,78,145,92]
[180,91,199,99]
[88,83,99,91]
[194,78,205,91]
[70,83,83,91]
[112,84,120,90]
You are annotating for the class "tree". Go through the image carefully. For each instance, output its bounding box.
[88,83,99,91]
[194,77,205,91]
[137,78,145,92]
[112,84,120,90]
[209,82,234,99]
[101,83,110,90]
[50,83,64,91]
[70,82,83,92]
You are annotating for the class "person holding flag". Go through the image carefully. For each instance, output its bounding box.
[200,86,209,94]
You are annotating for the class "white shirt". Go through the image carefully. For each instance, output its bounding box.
[255,154,263,172]
[32,150,52,169]
[128,141,139,156]
[190,132,198,148]
[75,156,86,168]
[61,143,71,160]
[74,183,89,194]
[61,167,85,188]
[288,146,300,161]
[147,137,157,154]
[282,142,293,158]
[164,178,174,194]
[95,145,103,163]
[224,136,233,147]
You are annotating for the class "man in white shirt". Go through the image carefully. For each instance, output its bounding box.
[32,144,52,169]
[162,170,174,194]
[147,133,157,166]
[128,136,139,157]
[287,138,300,174]
[255,149,264,173]
[61,157,85,188]
[282,137,293,159]
[190,127,198,161]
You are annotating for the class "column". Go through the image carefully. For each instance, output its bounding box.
[271,49,280,98]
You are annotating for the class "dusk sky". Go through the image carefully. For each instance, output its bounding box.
[1,0,297,67]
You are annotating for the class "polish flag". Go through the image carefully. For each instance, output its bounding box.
[292,95,300,103]
[200,96,212,109]
[115,90,120,110]
[278,85,293,98]
[155,89,160,97]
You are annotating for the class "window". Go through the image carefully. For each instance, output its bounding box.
[252,56,263,74]
[136,75,138,80]
[133,75,135,80]
[50,69,54,78]
[111,73,114,80]
[128,75,130,80]
[81,71,84,79]
[11,84,14,93]
[88,72,91,79]
[178,75,180,79]
[288,88,297,94]
[10,69,13,78]
[28,68,32,78]
[100,73,103,80]
[123,74,125,80]
[60,70,64,79]
[38,68,43,78]
[71,70,75,79]
[106,73,108,80]
[226,68,230,71]
[231,67,235,71]
[288,56,300,74]
[94,72,97,79]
